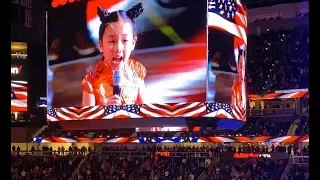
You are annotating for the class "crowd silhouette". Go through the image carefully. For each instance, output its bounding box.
[246,27,309,94]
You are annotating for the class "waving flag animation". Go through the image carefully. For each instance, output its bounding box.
[208,0,247,120]
[11,81,28,112]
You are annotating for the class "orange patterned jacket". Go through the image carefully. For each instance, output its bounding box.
[82,59,146,105]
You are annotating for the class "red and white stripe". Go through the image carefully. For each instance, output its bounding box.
[11,100,27,112]
[11,80,28,112]
[208,0,247,45]
[208,0,247,121]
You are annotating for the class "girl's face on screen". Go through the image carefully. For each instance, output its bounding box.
[238,53,244,77]
[99,19,136,70]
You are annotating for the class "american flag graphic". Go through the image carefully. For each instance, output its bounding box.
[208,0,247,120]
[104,104,142,115]
[248,91,309,100]
[39,135,309,143]
[47,102,245,121]
[11,80,28,112]
[206,103,232,114]
[208,0,247,46]
[205,102,236,119]
[207,0,247,69]
[47,109,57,119]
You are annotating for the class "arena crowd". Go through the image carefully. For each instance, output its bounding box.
[11,143,309,180]
[246,27,309,94]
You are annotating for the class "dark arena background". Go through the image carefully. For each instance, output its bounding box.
[11,0,309,180]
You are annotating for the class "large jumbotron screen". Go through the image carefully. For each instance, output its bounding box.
[47,0,247,121]
[11,42,28,112]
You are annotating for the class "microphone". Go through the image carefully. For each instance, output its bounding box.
[113,70,122,96]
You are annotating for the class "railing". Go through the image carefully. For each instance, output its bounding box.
[293,155,309,165]
[10,150,153,157]
[90,150,153,158]
[281,158,293,180]
[11,150,85,156]
[69,156,87,180]
[197,171,207,180]
[11,54,27,59]
[249,13,281,22]
[247,108,295,117]
[287,123,298,136]
[32,125,48,138]
[156,151,210,158]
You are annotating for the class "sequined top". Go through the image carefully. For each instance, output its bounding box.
[82,59,146,105]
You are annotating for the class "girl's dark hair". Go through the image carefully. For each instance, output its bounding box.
[97,3,144,40]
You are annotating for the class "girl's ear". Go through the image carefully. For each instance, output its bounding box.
[98,40,103,53]
[132,36,137,50]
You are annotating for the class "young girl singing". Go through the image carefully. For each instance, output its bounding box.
[81,3,148,106]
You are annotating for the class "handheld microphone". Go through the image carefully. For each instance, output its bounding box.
[113,70,122,96]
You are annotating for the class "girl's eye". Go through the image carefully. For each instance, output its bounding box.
[108,41,115,44]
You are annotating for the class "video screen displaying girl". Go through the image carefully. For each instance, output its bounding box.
[81,3,147,106]
[47,0,208,108]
